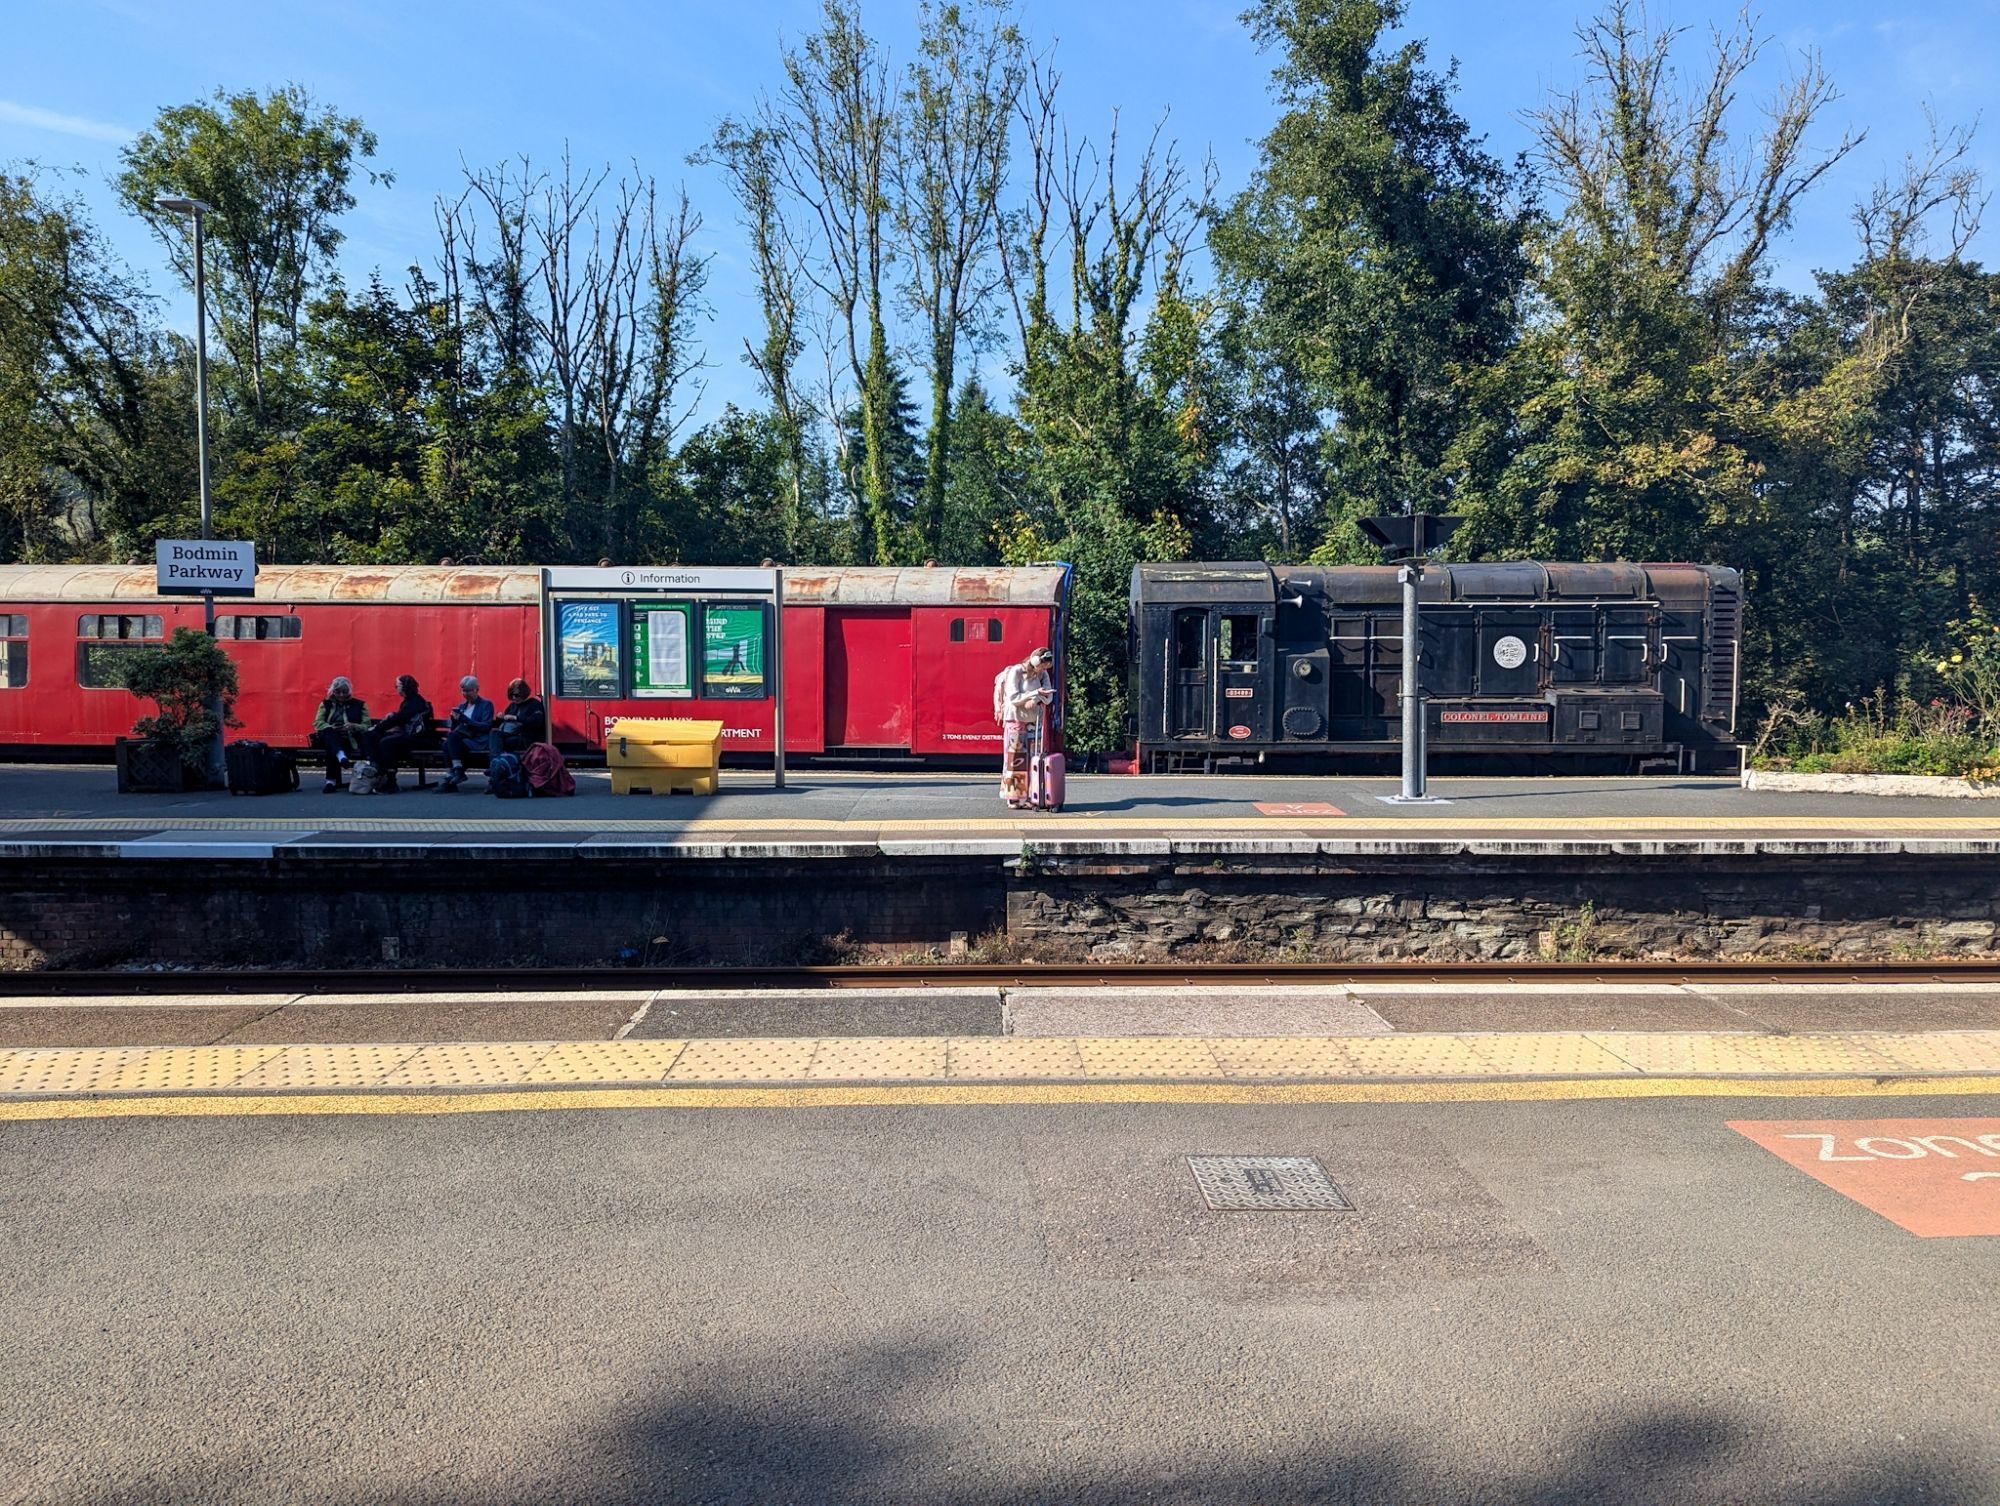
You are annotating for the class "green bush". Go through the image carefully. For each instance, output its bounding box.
[1755,692,2000,779]
[117,627,240,774]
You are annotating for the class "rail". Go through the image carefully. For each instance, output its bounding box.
[4,959,1999,995]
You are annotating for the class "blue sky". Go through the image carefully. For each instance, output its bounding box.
[5,0,1995,417]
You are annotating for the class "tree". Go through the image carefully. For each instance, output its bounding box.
[750,0,902,562]
[1211,0,1531,556]
[1462,3,1859,566]
[896,0,1025,557]
[0,169,194,560]
[118,86,387,416]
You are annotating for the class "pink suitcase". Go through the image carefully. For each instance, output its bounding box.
[1030,709,1065,811]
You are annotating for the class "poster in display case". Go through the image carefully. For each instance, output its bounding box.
[556,600,621,697]
[703,604,768,698]
[631,601,694,698]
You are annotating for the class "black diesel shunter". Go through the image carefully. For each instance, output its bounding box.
[1128,561,1742,773]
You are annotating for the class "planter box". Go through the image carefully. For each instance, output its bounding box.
[1742,768,2000,799]
[115,737,196,794]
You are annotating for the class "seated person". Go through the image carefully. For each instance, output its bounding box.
[493,679,547,754]
[361,674,436,792]
[310,676,368,793]
[437,676,496,792]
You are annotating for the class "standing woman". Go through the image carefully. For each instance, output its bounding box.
[993,647,1056,808]
[311,676,369,792]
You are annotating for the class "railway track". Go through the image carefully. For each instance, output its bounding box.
[5,959,2000,995]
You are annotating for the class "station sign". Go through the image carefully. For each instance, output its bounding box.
[156,539,256,596]
[543,565,776,594]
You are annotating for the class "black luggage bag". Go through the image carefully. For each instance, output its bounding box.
[226,740,300,795]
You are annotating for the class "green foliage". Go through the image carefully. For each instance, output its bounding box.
[118,627,240,772]
[1213,0,1531,539]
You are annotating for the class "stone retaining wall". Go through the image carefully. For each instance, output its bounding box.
[2,846,1996,969]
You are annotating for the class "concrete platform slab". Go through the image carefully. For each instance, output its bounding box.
[1003,987,1392,1038]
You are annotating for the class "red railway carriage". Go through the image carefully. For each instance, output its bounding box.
[0,563,1069,762]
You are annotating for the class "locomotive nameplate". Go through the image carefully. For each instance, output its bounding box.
[1224,687,1254,698]
[1440,708,1549,723]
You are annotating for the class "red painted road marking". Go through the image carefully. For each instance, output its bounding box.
[1253,802,1344,817]
[1730,1118,2000,1238]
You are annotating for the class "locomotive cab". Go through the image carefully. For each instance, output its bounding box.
[1130,560,1741,772]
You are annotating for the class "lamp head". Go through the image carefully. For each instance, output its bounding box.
[153,195,213,216]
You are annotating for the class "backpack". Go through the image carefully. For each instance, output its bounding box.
[488,751,530,799]
[226,740,299,796]
[523,742,576,797]
[348,760,380,795]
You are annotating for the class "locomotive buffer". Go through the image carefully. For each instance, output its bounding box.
[1358,513,1462,803]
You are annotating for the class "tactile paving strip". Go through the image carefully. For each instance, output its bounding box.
[1588,1033,1770,1075]
[806,1038,950,1080]
[382,1043,560,1088]
[1854,1031,2000,1074]
[947,1038,1086,1079]
[1208,1038,1357,1078]
[519,1041,687,1083]
[665,1038,819,1082]
[0,1049,143,1096]
[1464,1033,1638,1077]
[1076,1038,1223,1078]
[94,1046,285,1093]
[233,1045,424,1089]
[1331,1035,1495,1077]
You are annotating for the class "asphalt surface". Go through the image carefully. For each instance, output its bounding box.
[0,764,1987,838]
[6,983,2000,1046]
[4,1091,1998,1505]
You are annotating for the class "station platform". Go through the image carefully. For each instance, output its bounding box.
[1,765,1996,856]
[5,766,1998,972]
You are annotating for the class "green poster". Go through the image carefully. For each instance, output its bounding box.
[630,602,693,698]
[703,604,766,698]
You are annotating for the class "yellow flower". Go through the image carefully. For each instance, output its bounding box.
[1937,661,1950,672]
[1953,653,1965,663]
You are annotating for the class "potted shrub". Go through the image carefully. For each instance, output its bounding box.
[114,627,239,792]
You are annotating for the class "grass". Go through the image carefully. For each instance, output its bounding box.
[1750,693,2000,779]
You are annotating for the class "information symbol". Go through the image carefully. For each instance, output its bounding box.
[1492,635,1528,669]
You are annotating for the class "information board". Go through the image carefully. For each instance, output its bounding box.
[703,603,767,698]
[556,600,621,697]
[631,602,694,698]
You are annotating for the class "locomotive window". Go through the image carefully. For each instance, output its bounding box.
[949,618,965,642]
[1174,611,1206,669]
[77,613,165,688]
[0,615,23,689]
[217,614,301,641]
[1219,614,1259,667]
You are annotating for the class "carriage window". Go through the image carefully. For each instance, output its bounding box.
[217,614,301,641]
[1173,611,1206,669]
[76,614,165,688]
[0,615,24,688]
[1220,614,1259,667]
[949,617,1001,645]
[988,618,1003,643]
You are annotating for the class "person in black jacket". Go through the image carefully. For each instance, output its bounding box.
[492,679,547,755]
[361,675,436,792]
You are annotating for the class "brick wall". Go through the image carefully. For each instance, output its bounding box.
[3,849,1997,971]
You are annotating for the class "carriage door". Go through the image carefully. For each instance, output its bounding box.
[1476,611,1543,696]
[1168,608,1209,738]
[1216,611,1271,743]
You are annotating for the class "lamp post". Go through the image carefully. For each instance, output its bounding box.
[155,196,225,788]
[1358,513,1463,805]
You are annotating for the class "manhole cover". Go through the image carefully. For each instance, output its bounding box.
[1186,1155,1355,1212]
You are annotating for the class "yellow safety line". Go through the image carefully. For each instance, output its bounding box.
[2,1074,1998,1122]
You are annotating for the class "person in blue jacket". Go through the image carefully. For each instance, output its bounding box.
[437,675,495,791]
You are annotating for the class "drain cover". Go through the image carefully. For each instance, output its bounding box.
[1186,1155,1355,1212]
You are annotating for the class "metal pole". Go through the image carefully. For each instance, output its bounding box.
[771,569,786,790]
[191,208,224,788]
[1399,561,1426,800]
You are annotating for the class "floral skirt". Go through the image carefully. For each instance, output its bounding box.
[1001,718,1041,803]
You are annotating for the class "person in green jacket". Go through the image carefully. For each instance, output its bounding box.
[311,676,369,792]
